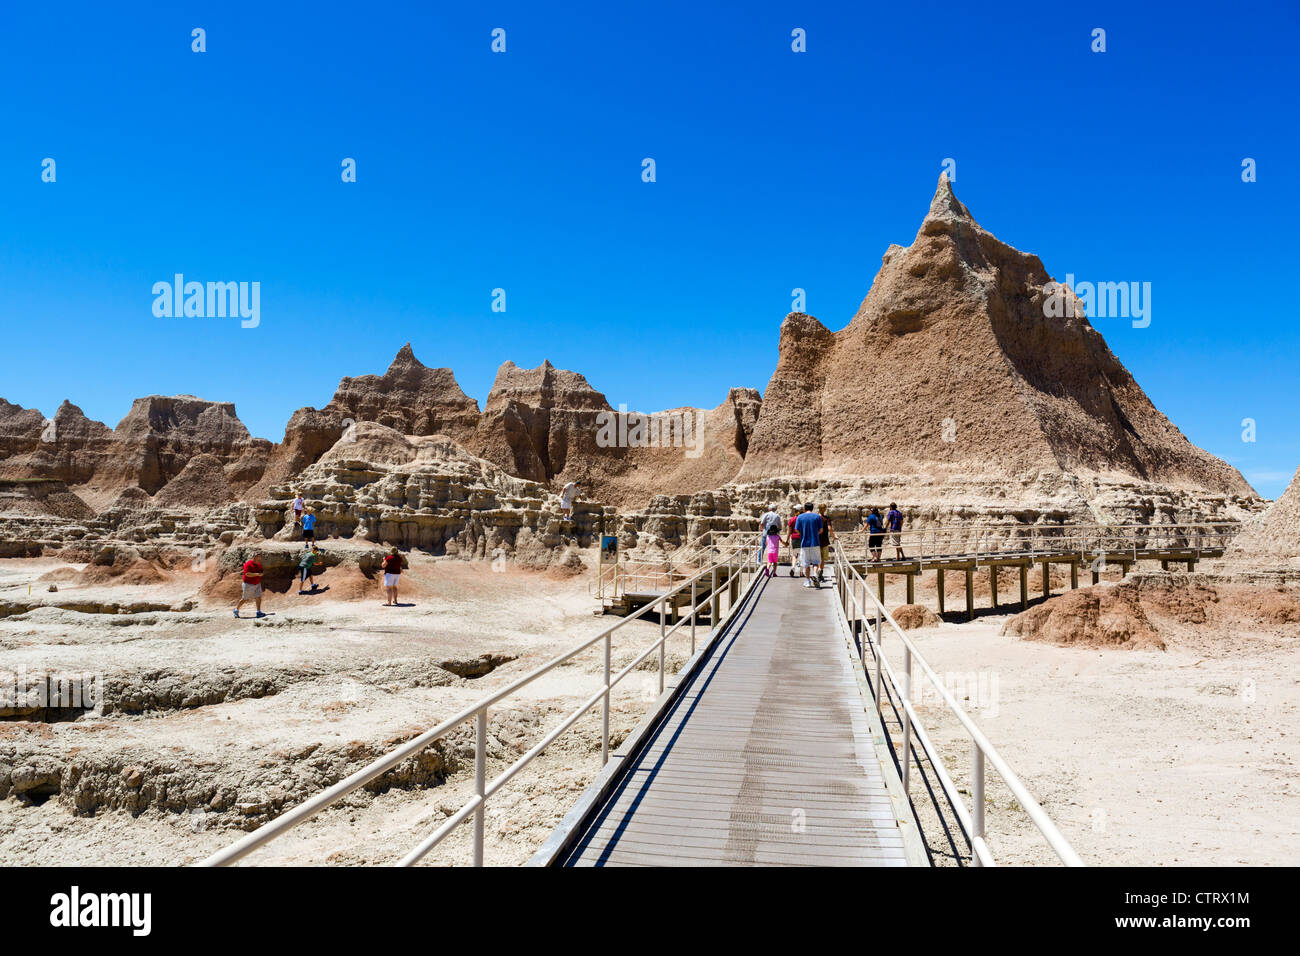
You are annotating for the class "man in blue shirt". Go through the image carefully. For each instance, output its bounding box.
[793,503,824,589]
[863,507,885,562]
[886,502,904,559]
[301,508,318,543]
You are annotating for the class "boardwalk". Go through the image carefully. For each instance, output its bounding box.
[559,573,916,866]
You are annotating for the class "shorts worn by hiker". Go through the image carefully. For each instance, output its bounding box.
[241,582,262,600]
[800,545,822,568]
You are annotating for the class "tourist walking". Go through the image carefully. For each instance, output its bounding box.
[560,480,580,519]
[234,551,265,619]
[886,502,905,559]
[785,510,802,577]
[759,504,782,577]
[381,546,405,606]
[292,491,305,526]
[297,543,320,593]
[816,504,836,584]
[863,507,885,562]
[793,503,824,589]
[301,508,317,543]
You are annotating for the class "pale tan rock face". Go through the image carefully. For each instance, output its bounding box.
[1220,466,1300,569]
[323,343,481,444]
[740,175,1255,504]
[0,395,268,505]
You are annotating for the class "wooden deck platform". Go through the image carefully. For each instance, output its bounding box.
[558,574,919,867]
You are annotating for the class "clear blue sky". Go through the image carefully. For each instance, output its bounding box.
[2,1,1296,497]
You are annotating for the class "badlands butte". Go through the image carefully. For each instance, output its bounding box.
[0,179,1265,563]
[1,177,1296,866]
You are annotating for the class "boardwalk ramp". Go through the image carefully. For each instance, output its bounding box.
[534,574,927,866]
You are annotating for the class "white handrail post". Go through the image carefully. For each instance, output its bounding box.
[473,708,487,866]
[873,612,883,707]
[972,742,986,867]
[690,577,697,654]
[901,647,913,795]
[710,565,719,630]
[602,633,611,766]
[658,595,666,694]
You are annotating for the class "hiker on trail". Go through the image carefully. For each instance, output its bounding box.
[793,503,825,589]
[301,508,317,543]
[234,551,265,619]
[863,507,885,562]
[381,546,405,606]
[297,543,320,594]
[886,502,905,559]
[759,504,783,578]
[816,504,837,584]
[292,492,305,526]
[785,510,802,577]
[560,480,580,519]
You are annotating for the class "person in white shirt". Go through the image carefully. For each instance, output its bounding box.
[292,492,305,526]
[560,480,580,518]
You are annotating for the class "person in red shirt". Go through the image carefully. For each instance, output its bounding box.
[381,547,405,607]
[234,551,265,619]
[785,513,801,577]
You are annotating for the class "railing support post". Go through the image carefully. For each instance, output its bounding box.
[658,595,666,694]
[690,577,697,654]
[972,743,986,867]
[901,647,913,795]
[602,634,611,766]
[710,566,719,628]
[873,613,883,706]
[473,708,487,867]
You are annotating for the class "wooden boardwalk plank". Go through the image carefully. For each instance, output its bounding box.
[561,575,910,867]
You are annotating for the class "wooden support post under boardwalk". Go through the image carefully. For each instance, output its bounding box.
[1161,559,1169,571]
[1092,568,1100,585]
[965,567,974,621]
[1019,564,1028,611]
[1120,561,1130,578]
[936,569,945,615]
[1041,561,1050,599]
[1188,559,1196,572]
[988,566,998,609]
[1070,563,1078,590]
[877,572,885,604]
[906,573,915,605]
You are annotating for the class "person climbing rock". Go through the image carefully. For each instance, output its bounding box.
[560,479,580,519]
[298,543,320,593]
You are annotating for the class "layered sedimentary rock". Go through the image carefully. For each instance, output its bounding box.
[739,176,1256,516]
[326,343,481,443]
[0,396,269,508]
[1221,466,1300,569]
[0,178,1274,566]
[472,360,611,483]
[112,396,270,496]
[253,422,603,567]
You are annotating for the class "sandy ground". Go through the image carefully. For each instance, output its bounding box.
[866,571,1300,866]
[0,553,685,866]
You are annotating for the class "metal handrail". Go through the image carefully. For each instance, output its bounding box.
[200,544,759,868]
[830,538,1085,867]
[834,521,1238,568]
